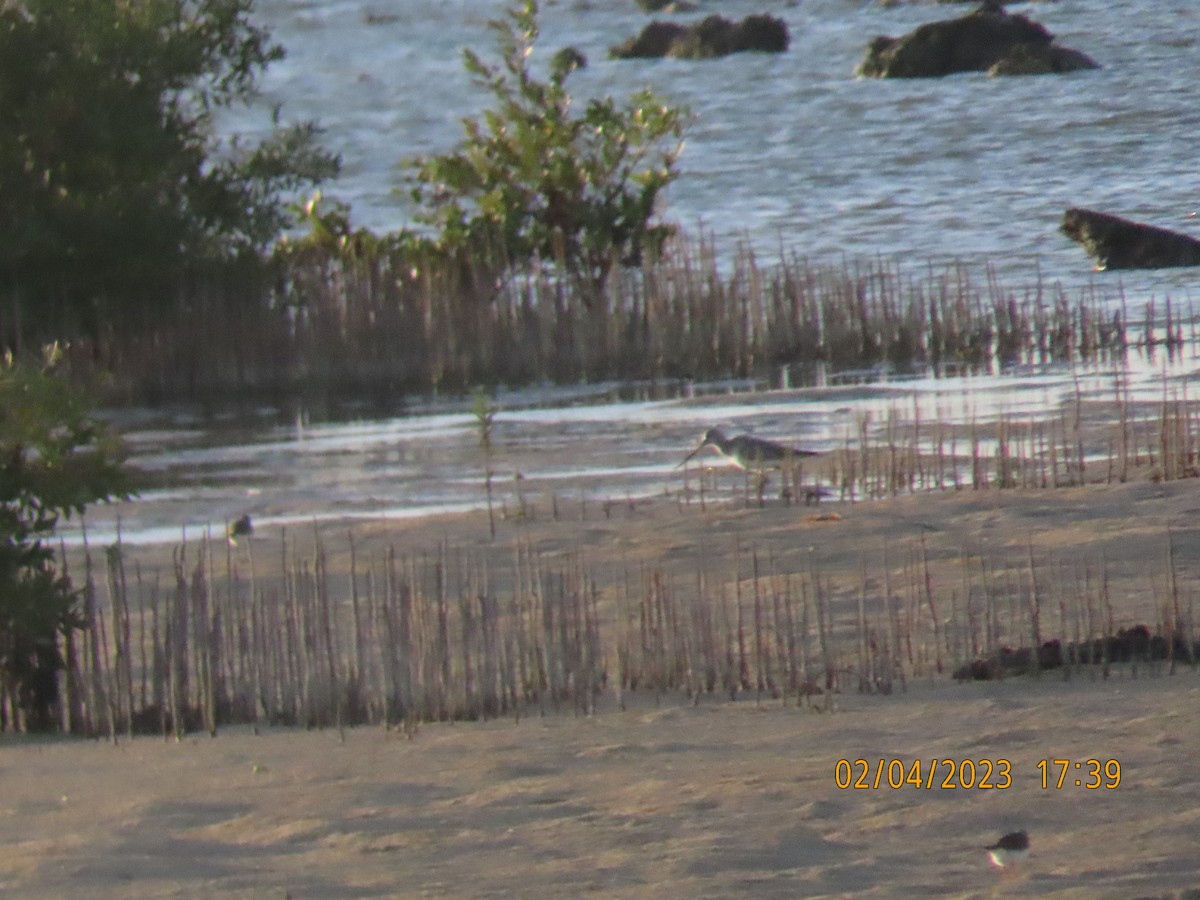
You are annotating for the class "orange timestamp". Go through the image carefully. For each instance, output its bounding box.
[834,758,1013,790]
[1037,758,1121,789]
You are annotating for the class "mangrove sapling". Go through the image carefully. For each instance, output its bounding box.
[473,389,498,539]
[405,0,686,305]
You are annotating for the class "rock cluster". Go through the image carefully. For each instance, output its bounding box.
[610,14,788,60]
[857,5,1099,78]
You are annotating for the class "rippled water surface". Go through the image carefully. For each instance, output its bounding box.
[224,0,1200,296]
[74,0,1200,544]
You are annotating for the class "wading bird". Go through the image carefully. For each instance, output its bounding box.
[679,427,822,505]
[681,427,820,470]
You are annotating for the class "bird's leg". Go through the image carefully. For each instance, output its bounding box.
[780,463,795,505]
[799,464,821,506]
[755,471,769,508]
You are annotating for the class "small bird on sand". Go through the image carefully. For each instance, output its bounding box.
[679,427,820,471]
[227,514,253,546]
[986,830,1030,870]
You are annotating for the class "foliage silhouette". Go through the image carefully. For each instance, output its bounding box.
[405,0,686,305]
[0,346,129,731]
[0,0,338,348]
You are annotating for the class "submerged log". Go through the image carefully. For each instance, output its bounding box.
[1061,208,1200,271]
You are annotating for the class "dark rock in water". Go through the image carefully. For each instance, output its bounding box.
[611,13,789,59]
[614,21,686,59]
[730,14,790,54]
[551,45,588,76]
[636,0,698,11]
[988,42,1101,76]
[1061,208,1200,271]
[857,3,1098,78]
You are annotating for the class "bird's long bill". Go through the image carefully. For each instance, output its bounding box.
[677,442,706,469]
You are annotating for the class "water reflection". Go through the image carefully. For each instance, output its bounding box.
[65,343,1200,547]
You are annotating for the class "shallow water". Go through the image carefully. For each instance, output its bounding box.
[68,340,1198,546]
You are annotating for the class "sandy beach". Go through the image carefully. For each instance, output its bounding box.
[6,478,1200,898]
[1,674,1197,898]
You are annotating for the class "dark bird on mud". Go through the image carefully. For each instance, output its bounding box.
[679,427,820,471]
[986,830,1029,870]
[227,514,253,546]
